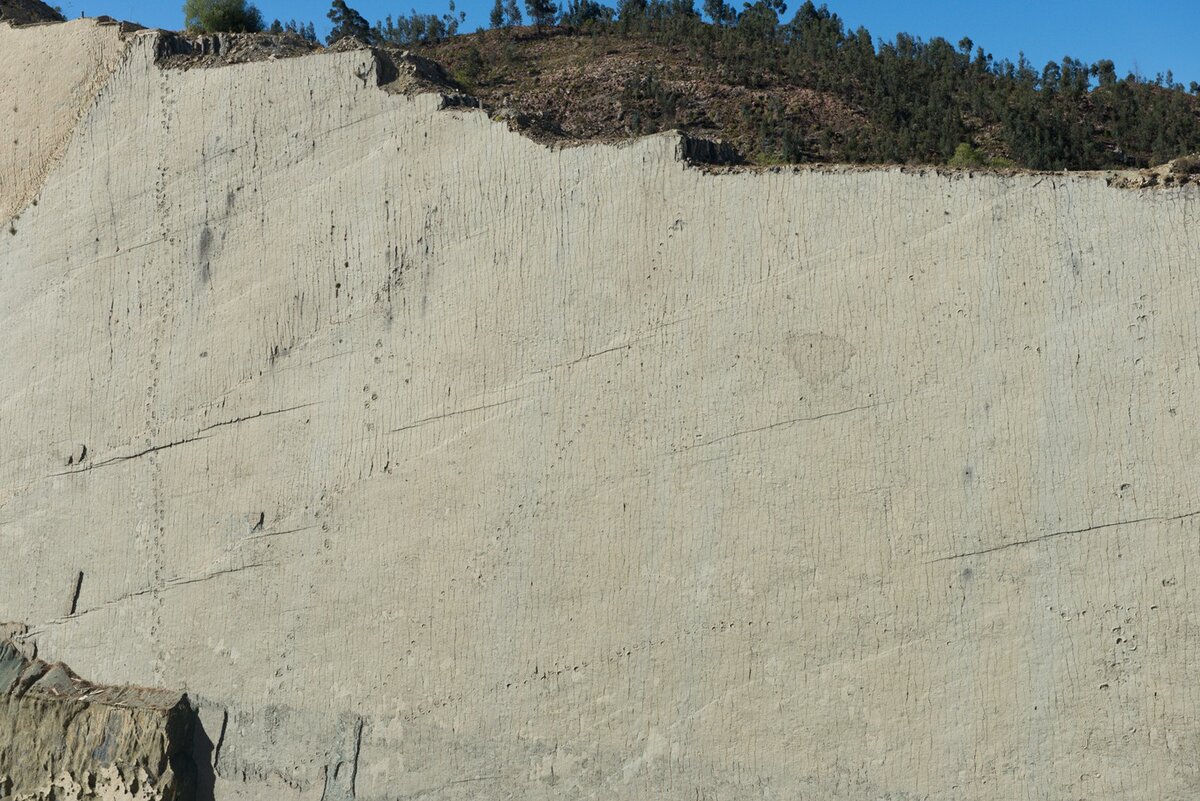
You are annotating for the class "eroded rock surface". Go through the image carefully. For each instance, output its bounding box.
[0,638,194,800]
[0,19,129,220]
[2,17,1200,801]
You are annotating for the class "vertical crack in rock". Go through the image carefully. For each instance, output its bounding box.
[67,570,83,616]
[350,717,363,799]
[319,716,366,801]
[212,708,228,770]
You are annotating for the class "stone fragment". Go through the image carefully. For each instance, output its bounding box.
[0,640,195,801]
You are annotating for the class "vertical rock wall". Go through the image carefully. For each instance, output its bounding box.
[2,19,1200,801]
[0,19,127,220]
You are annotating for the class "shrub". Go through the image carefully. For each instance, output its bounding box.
[182,0,264,32]
[948,142,986,168]
[560,0,614,26]
[526,0,559,27]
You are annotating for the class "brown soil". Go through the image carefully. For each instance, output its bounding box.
[0,0,64,25]
[414,27,867,161]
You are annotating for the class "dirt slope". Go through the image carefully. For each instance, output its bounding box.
[0,0,64,25]
[418,27,865,160]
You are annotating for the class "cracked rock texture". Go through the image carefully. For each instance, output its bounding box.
[0,638,194,799]
[3,17,1200,801]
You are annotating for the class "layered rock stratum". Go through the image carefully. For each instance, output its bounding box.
[0,633,194,800]
[2,16,1200,801]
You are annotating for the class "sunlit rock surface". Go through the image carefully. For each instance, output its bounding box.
[2,17,1200,801]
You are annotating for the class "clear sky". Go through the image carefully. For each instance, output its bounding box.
[59,0,1200,86]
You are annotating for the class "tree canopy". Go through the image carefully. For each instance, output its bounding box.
[182,0,264,33]
[186,0,1200,170]
[457,0,1200,169]
[327,0,372,43]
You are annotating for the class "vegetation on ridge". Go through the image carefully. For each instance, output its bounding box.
[180,0,1200,171]
[183,0,264,33]
[0,0,66,24]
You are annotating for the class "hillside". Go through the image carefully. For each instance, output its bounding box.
[7,0,1200,171]
[0,0,63,25]
[410,17,1200,170]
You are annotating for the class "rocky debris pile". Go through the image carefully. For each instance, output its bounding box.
[157,30,322,69]
[376,48,466,96]
[677,132,741,166]
[155,30,464,101]
[0,635,195,800]
[1108,154,1200,189]
[0,0,63,25]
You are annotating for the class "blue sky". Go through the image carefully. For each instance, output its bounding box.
[60,0,1200,85]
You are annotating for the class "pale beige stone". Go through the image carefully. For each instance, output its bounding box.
[2,19,1200,801]
[0,19,128,220]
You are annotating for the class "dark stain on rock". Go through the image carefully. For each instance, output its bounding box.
[68,571,83,616]
[198,226,213,285]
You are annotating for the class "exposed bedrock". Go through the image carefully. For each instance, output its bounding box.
[2,17,1200,801]
[0,635,194,800]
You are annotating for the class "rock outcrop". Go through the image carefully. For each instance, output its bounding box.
[0,636,194,800]
[0,1,64,26]
[2,17,1200,801]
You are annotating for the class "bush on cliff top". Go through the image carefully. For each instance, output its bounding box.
[183,0,264,33]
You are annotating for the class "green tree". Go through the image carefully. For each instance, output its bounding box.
[374,4,465,45]
[275,18,318,41]
[327,0,372,43]
[617,0,646,25]
[703,0,736,25]
[183,0,264,32]
[737,0,783,40]
[1092,59,1117,88]
[525,0,558,27]
[490,0,505,27]
[561,0,614,25]
[403,0,1200,171]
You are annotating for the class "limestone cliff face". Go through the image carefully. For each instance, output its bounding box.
[2,18,1200,801]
